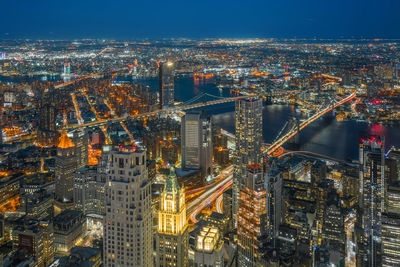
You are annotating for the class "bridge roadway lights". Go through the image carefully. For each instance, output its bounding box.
[64,91,334,131]
[270,146,284,157]
[265,93,355,156]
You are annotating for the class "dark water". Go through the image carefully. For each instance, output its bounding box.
[135,76,400,160]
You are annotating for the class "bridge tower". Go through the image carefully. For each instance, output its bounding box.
[264,87,273,105]
[288,117,300,150]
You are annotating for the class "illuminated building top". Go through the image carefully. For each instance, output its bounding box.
[57,132,75,149]
[158,167,187,235]
[196,227,221,252]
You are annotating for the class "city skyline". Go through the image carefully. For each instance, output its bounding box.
[0,14,400,265]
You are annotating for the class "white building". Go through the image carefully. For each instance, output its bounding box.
[103,146,152,267]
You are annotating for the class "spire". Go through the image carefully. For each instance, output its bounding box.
[57,131,75,149]
[165,166,180,193]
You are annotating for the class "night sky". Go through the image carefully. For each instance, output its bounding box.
[1,0,399,39]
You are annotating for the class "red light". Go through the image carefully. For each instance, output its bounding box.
[119,145,123,148]
[377,141,382,146]
[361,138,365,143]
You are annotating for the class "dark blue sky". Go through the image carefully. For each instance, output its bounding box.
[2,0,399,39]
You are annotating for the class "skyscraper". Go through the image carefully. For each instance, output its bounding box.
[156,167,188,267]
[39,102,56,132]
[73,165,105,216]
[357,136,385,267]
[265,167,283,247]
[63,62,71,75]
[103,146,152,267]
[181,111,213,181]
[55,132,77,204]
[37,99,59,147]
[322,192,345,254]
[70,129,89,169]
[13,220,54,267]
[381,149,400,266]
[233,98,263,224]
[381,212,400,267]
[159,62,174,108]
[237,163,267,266]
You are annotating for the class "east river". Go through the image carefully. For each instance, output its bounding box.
[137,76,400,161]
[2,73,400,160]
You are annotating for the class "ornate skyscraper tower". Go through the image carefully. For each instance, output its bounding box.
[157,167,188,267]
[55,132,77,204]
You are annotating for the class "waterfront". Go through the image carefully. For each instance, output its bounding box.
[2,74,399,160]
[137,76,400,160]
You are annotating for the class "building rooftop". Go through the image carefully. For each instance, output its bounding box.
[196,226,221,252]
[207,212,228,221]
[22,172,53,186]
[53,209,83,225]
[223,188,232,196]
[165,167,180,193]
[57,132,75,149]
[58,246,101,267]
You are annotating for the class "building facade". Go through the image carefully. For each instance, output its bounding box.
[156,168,188,267]
[381,212,400,266]
[194,226,224,267]
[70,129,89,169]
[36,99,59,147]
[73,166,106,216]
[181,112,213,181]
[55,132,77,204]
[103,147,152,267]
[223,188,233,230]
[357,137,385,266]
[233,98,263,225]
[238,164,267,266]
[53,210,86,256]
[265,167,283,247]
[322,200,345,253]
[12,220,54,267]
[159,62,174,108]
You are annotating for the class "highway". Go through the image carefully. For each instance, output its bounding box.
[186,166,233,223]
[185,93,356,221]
[186,165,234,197]
[216,194,223,214]
[188,177,232,223]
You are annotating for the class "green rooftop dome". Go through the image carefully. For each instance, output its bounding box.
[165,166,180,193]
